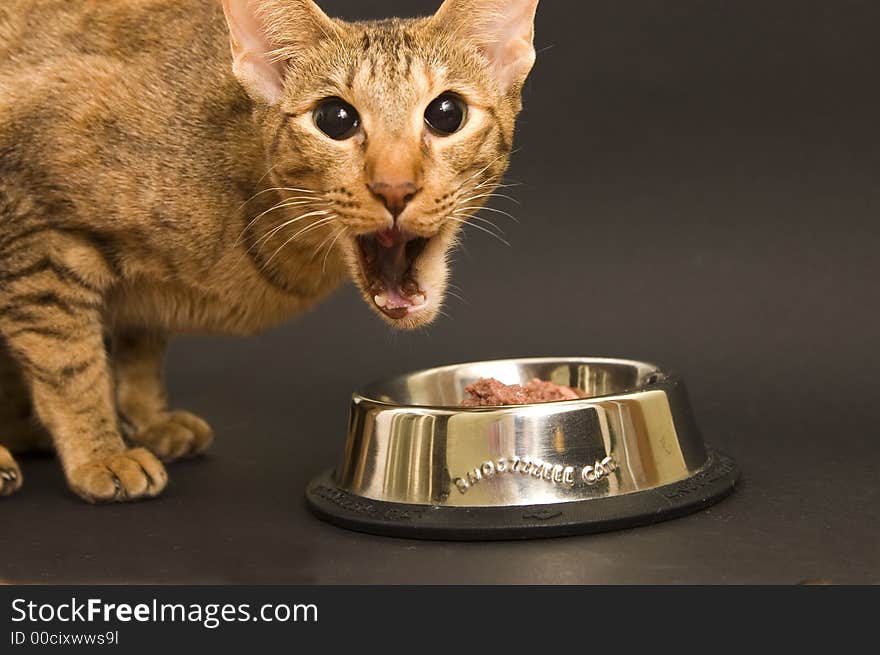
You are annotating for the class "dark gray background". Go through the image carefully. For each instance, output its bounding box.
[3,0,878,584]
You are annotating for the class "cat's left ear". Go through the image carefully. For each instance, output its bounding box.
[221,0,339,105]
[432,0,539,94]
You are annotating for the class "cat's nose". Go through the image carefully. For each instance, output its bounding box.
[369,181,420,220]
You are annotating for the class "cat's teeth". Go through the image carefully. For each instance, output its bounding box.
[411,294,427,307]
[401,278,421,296]
[374,294,388,308]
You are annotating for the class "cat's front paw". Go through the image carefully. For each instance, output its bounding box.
[0,446,23,497]
[131,411,214,462]
[68,448,167,503]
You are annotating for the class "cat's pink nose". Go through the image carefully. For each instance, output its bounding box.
[369,181,420,220]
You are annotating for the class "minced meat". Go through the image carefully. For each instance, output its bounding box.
[461,377,587,407]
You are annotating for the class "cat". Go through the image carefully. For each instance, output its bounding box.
[0,0,539,502]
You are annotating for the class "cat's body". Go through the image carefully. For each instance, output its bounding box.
[1,0,336,336]
[0,0,538,501]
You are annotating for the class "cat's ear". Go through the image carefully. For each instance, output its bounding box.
[221,0,339,104]
[432,0,539,94]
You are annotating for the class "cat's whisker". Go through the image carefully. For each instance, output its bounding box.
[471,172,524,191]
[235,198,332,247]
[238,186,322,209]
[249,199,328,220]
[445,289,469,305]
[260,197,331,214]
[307,223,345,263]
[462,148,523,189]
[455,205,519,222]
[447,216,511,247]
[452,212,507,238]
[264,216,339,262]
[310,226,341,263]
[264,216,339,266]
[322,226,349,274]
[459,192,521,205]
[253,163,279,188]
[472,182,523,195]
[249,209,336,253]
[251,212,336,254]
[290,223,344,283]
[472,174,503,189]
[470,216,508,234]
[461,152,512,188]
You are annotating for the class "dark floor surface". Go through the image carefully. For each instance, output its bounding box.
[4,190,876,583]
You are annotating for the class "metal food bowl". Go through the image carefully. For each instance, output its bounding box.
[306,357,738,540]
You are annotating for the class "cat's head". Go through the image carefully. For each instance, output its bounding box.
[222,0,539,329]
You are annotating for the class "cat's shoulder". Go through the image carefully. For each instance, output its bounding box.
[1,0,225,66]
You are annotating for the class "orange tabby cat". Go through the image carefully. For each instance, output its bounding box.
[0,0,539,502]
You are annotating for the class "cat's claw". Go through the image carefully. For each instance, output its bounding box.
[132,411,214,462]
[68,448,167,503]
[0,465,23,497]
[0,446,23,497]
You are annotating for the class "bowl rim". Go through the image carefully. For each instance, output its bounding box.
[355,356,668,411]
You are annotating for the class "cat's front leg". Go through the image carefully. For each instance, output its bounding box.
[0,240,167,502]
[0,446,23,497]
[113,330,214,462]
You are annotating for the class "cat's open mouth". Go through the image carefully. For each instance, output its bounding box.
[356,228,430,320]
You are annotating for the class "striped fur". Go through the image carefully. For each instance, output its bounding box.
[0,0,537,502]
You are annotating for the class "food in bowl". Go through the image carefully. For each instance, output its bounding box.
[461,377,588,407]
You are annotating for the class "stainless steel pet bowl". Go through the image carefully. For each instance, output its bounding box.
[306,357,738,540]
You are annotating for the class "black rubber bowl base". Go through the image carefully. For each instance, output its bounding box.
[305,450,738,541]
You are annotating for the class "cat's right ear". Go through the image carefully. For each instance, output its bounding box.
[221,0,339,105]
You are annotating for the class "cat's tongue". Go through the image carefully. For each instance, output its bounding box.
[376,228,397,249]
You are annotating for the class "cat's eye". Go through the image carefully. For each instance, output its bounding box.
[424,93,467,136]
[314,98,361,140]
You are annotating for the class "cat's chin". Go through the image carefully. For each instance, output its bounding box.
[346,227,447,330]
